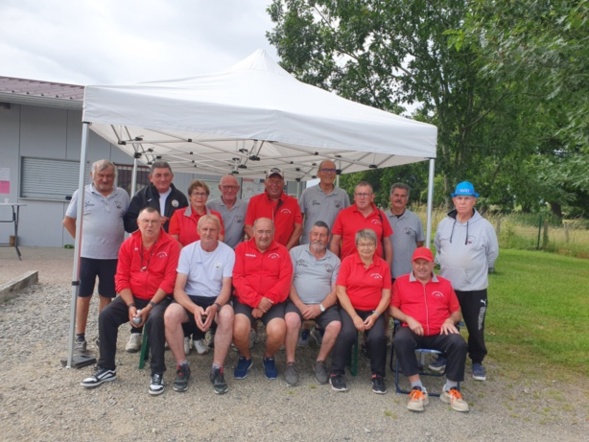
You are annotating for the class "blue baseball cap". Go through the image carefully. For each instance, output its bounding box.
[451,181,479,198]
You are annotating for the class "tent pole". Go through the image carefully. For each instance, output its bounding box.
[425,158,435,247]
[64,122,96,369]
[131,152,140,197]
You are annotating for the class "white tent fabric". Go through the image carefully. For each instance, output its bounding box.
[83,49,437,180]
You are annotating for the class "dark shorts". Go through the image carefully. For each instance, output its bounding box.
[233,298,285,326]
[285,301,341,330]
[175,295,216,335]
[79,257,117,298]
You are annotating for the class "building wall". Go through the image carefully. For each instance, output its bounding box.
[0,103,247,247]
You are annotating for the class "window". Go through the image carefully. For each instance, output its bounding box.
[20,157,85,200]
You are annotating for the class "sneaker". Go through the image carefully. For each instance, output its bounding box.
[263,357,278,380]
[183,337,191,355]
[428,355,447,372]
[329,374,348,392]
[310,327,323,346]
[234,356,253,379]
[313,361,329,385]
[80,367,116,388]
[407,386,429,412]
[125,333,142,353]
[172,363,191,392]
[75,338,87,353]
[284,362,298,386]
[297,328,310,347]
[249,329,258,349]
[194,339,209,355]
[441,388,470,412]
[210,366,229,394]
[149,373,164,396]
[472,362,487,381]
[371,374,387,394]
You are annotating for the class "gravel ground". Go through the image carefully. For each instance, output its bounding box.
[1,247,588,441]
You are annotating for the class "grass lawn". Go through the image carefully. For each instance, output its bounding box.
[486,248,589,381]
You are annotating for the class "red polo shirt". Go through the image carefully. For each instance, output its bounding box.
[233,238,293,308]
[245,191,302,246]
[168,206,225,246]
[331,203,393,259]
[391,273,460,336]
[115,229,180,300]
[336,253,391,311]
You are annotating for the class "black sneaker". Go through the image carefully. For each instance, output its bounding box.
[149,373,164,396]
[210,366,229,394]
[329,374,348,392]
[371,374,387,394]
[173,363,191,392]
[80,367,116,388]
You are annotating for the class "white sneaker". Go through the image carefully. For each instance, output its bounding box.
[194,339,208,355]
[125,333,142,353]
[184,337,192,355]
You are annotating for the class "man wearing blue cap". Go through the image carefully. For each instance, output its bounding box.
[432,181,498,381]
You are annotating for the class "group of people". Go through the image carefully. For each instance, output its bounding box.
[65,158,498,413]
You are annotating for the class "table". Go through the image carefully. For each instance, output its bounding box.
[0,202,26,260]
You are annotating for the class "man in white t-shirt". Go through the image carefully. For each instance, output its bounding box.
[164,214,235,394]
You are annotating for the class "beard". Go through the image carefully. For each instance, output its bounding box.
[310,240,326,253]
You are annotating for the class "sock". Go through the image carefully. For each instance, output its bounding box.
[212,363,221,370]
[410,380,423,390]
[76,333,85,342]
[444,380,458,391]
[178,360,188,368]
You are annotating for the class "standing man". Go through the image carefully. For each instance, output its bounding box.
[433,181,499,381]
[299,160,350,244]
[284,221,341,386]
[80,207,180,395]
[390,247,469,413]
[386,183,424,280]
[207,174,248,249]
[123,160,187,352]
[63,159,129,352]
[124,160,188,233]
[165,215,235,394]
[330,181,393,266]
[232,218,293,380]
[244,168,302,250]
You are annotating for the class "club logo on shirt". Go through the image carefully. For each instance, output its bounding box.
[114,201,124,209]
[215,262,222,269]
[280,208,292,215]
[432,290,444,298]
[370,219,382,226]
[312,200,320,206]
[324,264,333,273]
[370,273,383,280]
[157,252,168,258]
[334,201,342,208]
[84,201,95,208]
[171,199,179,207]
[268,253,280,259]
[297,259,308,267]
[404,227,415,236]
[236,216,244,223]
[466,236,475,245]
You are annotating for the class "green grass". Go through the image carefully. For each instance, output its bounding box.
[486,249,589,381]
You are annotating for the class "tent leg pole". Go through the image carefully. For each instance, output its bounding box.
[425,158,435,248]
[64,122,96,369]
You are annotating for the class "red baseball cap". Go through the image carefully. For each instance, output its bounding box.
[412,247,434,262]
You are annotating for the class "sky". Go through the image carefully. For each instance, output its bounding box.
[0,0,278,85]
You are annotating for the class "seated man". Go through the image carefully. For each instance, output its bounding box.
[232,217,293,380]
[389,247,469,412]
[164,215,235,394]
[284,221,341,386]
[81,207,180,396]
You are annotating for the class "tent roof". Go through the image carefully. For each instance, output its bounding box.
[83,50,437,181]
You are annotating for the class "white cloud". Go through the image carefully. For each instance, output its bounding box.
[0,0,277,85]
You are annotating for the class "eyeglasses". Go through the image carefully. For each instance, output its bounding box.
[319,168,337,174]
[355,193,372,198]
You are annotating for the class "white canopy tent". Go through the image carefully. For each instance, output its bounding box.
[65,49,437,367]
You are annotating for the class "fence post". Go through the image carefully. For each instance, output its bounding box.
[537,214,543,250]
[542,220,549,249]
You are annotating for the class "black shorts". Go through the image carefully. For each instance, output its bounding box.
[285,301,341,329]
[79,257,117,298]
[233,298,285,326]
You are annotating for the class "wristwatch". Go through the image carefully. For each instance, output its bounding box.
[319,303,326,312]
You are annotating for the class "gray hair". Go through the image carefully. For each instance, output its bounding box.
[355,228,377,246]
[197,214,221,231]
[312,220,330,236]
[390,182,410,194]
[150,161,172,174]
[91,159,115,175]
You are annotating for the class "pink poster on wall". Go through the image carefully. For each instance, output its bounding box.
[0,167,10,194]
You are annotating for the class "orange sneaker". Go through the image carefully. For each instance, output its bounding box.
[440,388,470,412]
[407,387,429,412]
